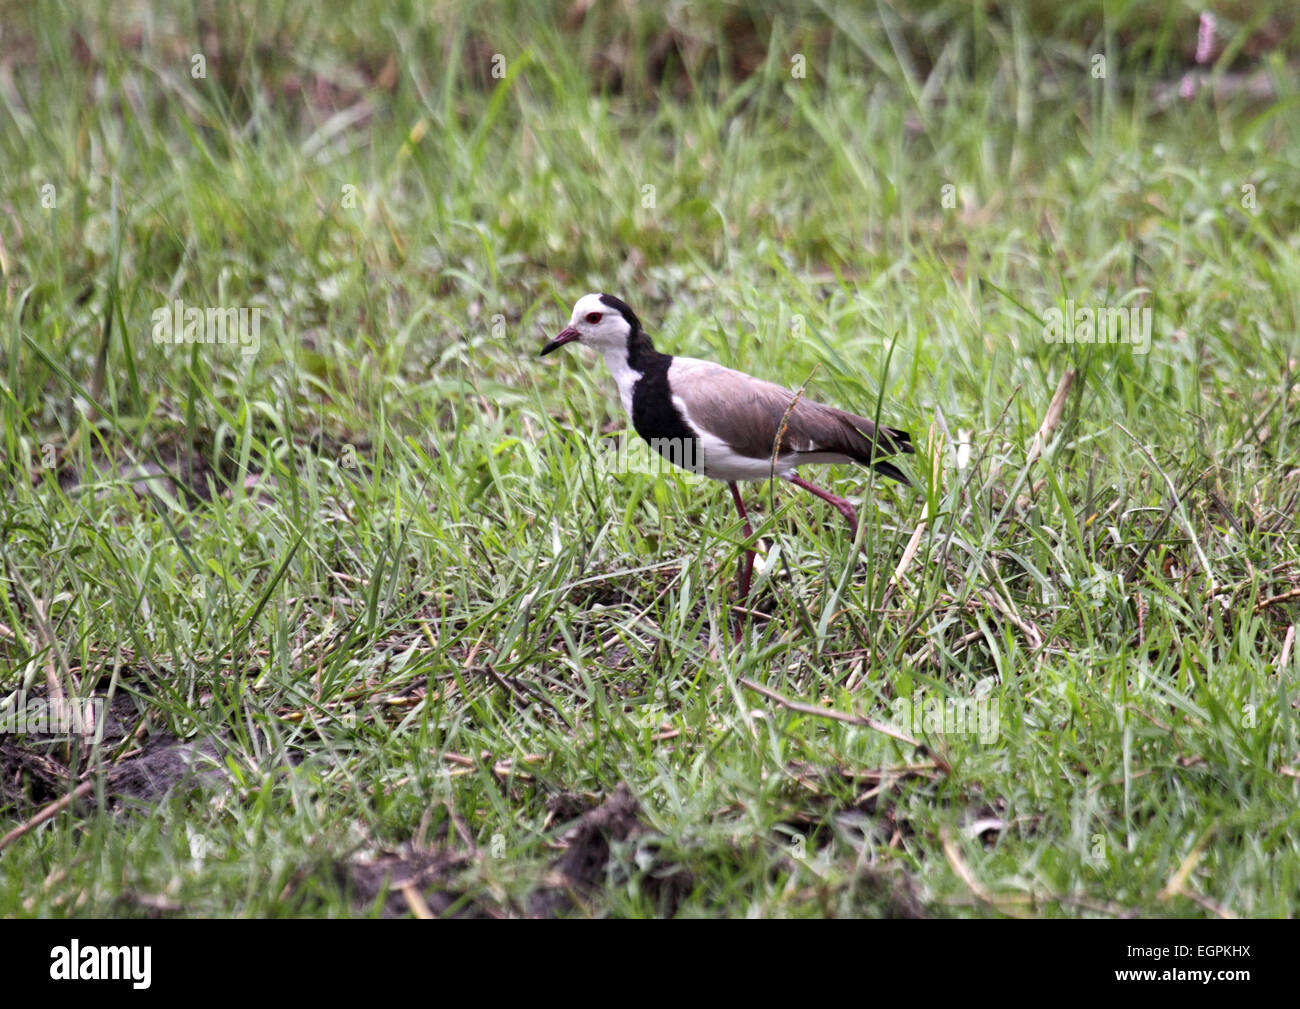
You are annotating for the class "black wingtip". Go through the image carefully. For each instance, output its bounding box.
[881,426,914,455]
[872,460,911,486]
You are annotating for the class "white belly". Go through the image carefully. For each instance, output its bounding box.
[691,428,796,481]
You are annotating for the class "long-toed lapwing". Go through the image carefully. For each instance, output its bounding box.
[541,292,912,612]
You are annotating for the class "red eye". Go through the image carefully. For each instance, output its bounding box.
[585,312,602,323]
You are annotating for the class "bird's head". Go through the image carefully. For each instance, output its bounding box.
[540,293,640,357]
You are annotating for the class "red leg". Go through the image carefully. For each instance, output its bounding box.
[787,474,859,537]
[728,481,756,601]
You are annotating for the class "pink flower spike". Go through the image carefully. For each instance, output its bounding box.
[1196,12,1216,64]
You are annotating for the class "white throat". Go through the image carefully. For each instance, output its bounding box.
[598,343,642,418]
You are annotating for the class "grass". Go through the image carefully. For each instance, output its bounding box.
[1,0,1298,917]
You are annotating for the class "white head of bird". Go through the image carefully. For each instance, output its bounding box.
[540,293,638,357]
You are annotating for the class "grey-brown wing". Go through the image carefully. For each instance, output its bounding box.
[666,358,910,463]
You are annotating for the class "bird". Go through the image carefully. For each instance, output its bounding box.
[540,292,913,616]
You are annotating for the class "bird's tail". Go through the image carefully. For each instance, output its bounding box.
[860,423,914,485]
[872,459,910,485]
[828,408,915,485]
[872,425,913,457]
